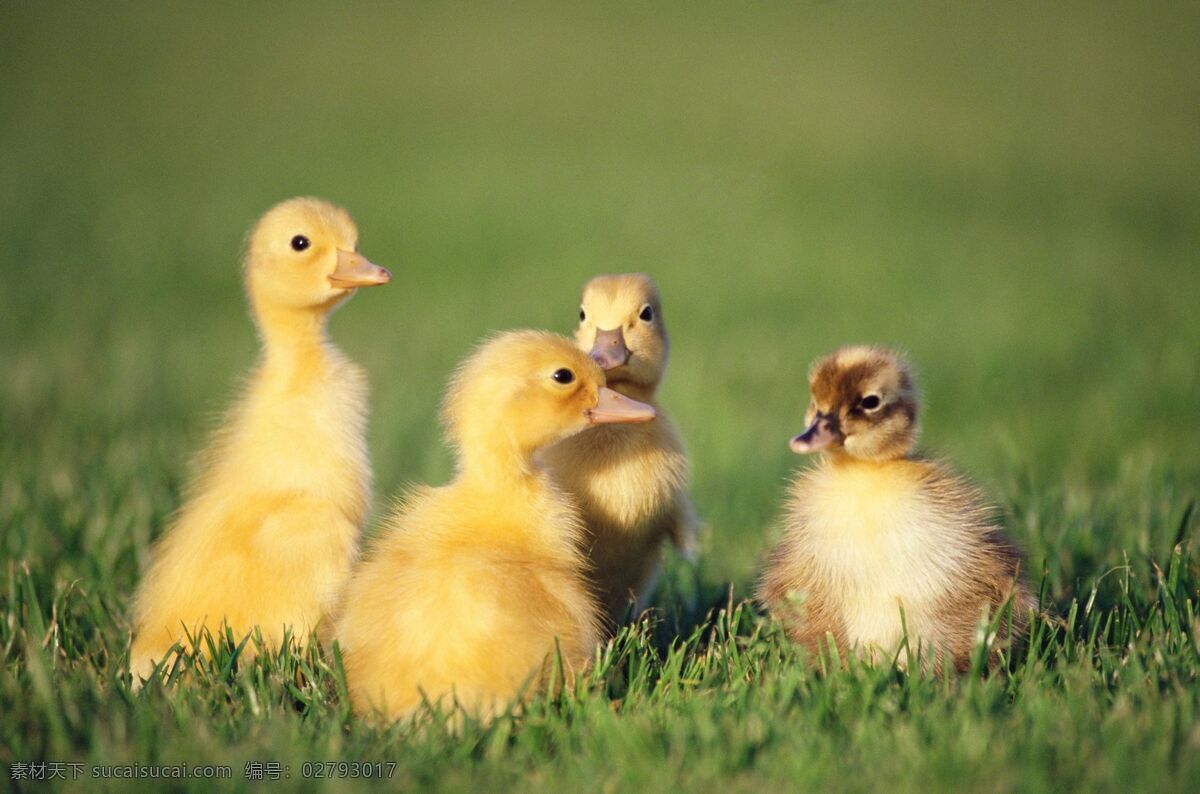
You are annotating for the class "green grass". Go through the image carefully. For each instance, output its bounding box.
[2,1,1199,790]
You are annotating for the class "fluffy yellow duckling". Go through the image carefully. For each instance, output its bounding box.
[757,346,1033,672]
[335,330,656,722]
[540,274,698,624]
[130,197,391,684]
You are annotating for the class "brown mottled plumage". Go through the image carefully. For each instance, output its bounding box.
[540,274,697,626]
[757,346,1033,672]
[335,331,656,722]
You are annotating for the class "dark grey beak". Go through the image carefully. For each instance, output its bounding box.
[590,327,630,370]
[790,413,841,454]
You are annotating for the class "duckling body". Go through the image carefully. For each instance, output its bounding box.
[541,274,696,623]
[542,414,692,622]
[130,198,391,683]
[336,331,655,721]
[758,347,1031,672]
[335,474,597,720]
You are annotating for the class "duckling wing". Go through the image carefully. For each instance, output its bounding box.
[666,495,700,561]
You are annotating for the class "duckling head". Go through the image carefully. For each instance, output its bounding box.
[243,197,391,315]
[791,346,919,461]
[574,274,668,397]
[444,330,657,473]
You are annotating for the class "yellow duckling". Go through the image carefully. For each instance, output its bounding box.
[130,197,391,684]
[335,330,656,722]
[757,346,1033,672]
[540,274,698,624]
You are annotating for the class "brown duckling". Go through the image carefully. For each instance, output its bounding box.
[757,346,1033,672]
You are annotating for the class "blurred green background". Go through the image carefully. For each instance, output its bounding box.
[2,0,1197,594]
[3,3,1200,789]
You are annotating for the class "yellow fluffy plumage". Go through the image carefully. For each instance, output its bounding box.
[129,197,391,684]
[335,330,656,722]
[540,274,697,624]
[758,346,1033,672]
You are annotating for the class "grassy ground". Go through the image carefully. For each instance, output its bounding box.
[2,2,1199,790]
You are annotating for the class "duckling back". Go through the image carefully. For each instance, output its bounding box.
[336,480,601,720]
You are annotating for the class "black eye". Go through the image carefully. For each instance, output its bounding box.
[552,368,575,384]
[639,304,653,322]
[860,395,881,410]
[290,235,310,251]
[579,308,586,322]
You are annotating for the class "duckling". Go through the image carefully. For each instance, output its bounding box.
[540,273,698,625]
[335,330,656,722]
[129,197,391,684]
[757,346,1033,673]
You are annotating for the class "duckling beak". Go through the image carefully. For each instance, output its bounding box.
[329,249,392,289]
[586,387,656,424]
[790,414,840,454]
[590,328,630,370]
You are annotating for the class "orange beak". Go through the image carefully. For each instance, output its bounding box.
[586,387,656,424]
[329,249,392,289]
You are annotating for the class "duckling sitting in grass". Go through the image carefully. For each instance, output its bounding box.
[335,331,656,722]
[540,274,698,626]
[757,346,1033,673]
[129,197,391,685]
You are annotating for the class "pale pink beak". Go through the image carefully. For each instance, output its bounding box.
[586,387,656,424]
[329,249,392,289]
[590,328,630,370]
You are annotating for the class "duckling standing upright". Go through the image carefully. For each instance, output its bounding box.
[757,346,1033,672]
[130,197,392,683]
[335,331,656,722]
[540,274,698,625]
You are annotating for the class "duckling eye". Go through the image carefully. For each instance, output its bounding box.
[552,368,575,385]
[639,304,653,322]
[860,394,882,411]
[290,235,311,252]
[579,307,586,322]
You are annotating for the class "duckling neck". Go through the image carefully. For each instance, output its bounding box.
[826,450,910,469]
[254,304,337,379]
[457,441,545,491]
[457,444,576,546]
[607,379,657,403]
